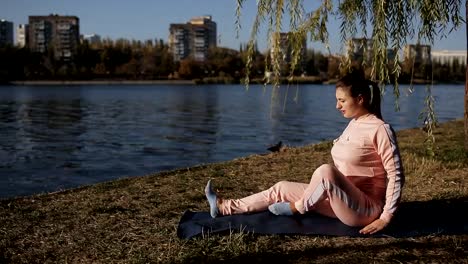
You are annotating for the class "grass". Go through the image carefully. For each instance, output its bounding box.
[1,119,467,263]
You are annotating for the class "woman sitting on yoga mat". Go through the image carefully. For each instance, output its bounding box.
[205,69,405,235]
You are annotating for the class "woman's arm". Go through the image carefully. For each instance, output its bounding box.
[373,123,405,224]
[360,123,405,235]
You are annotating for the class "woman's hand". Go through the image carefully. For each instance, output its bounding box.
[359,219,388,235]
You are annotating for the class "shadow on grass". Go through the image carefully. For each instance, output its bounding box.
[211,238,466,264]
[385,196,467,236]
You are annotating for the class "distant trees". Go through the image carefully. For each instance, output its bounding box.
[305,49,328,76]
[177,59,201,79]
[0,38,177,81]
[432,58,466,83]
[0,39,465,84]
[0,45,26,82]
[207,47,243,78]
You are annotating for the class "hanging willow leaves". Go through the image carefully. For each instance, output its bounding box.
[235,0,464,152]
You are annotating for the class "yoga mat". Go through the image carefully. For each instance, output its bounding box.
[177,199,468,239]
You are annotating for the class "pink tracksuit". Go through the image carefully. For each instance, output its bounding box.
[218,114,405,226]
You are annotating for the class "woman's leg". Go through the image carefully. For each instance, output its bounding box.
[206,164,382,225]
[293,164,382,226]
[214,180,309,215]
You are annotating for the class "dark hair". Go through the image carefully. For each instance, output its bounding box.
[335,69,383,120]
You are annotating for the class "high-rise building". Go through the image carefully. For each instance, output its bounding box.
[270,32,307,72]
[28,14,80,61]
[169,24,190,62]
[169,15,217,62]
[17,24,29,48]
[350,38,373,64]
[349,38,398,66]
[0,19,14,46]
[189,16,217,61]
[404,44,431,65]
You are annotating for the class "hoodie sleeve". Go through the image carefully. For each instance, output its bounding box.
[373,123,405,223]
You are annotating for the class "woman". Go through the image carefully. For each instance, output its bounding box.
[205,70,405,235]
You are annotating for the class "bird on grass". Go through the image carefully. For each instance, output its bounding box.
[267,141,286,152]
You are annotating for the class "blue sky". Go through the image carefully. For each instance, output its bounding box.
[1,0,466,54]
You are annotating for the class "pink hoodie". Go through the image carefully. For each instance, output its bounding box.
[331,114,405,223]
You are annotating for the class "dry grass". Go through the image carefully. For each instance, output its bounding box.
[0,120,467,263]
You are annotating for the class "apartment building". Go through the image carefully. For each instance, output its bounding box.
[169,24,191,61]
[28,14,80,60]
[169,15,217,62]
[269,32,307,74]
[350,38,373,64]
[431,50,467,66]
[17,24,29,48]
[403,44,431,65]
[0,19,14,46]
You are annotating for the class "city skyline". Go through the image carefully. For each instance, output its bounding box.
[1,0,467,54]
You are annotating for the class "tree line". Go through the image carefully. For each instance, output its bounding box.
[0,38,465,84]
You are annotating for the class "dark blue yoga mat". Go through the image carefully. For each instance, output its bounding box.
[177,199,468,239]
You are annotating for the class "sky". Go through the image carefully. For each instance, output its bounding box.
[1,0,466,54]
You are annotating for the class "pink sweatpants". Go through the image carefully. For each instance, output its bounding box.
[218,164,384,226]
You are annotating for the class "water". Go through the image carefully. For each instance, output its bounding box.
[0,84,464,199]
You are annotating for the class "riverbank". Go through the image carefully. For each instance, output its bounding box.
[1,119,467,263]
[7,76,456,86]
[7,76,322,86]
[8,79,196,86]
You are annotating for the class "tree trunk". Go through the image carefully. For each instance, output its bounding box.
[465,0,468,151]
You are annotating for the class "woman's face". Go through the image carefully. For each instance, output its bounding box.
[335,87,367,119]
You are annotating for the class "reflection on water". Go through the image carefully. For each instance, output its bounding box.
[0,84,464,198]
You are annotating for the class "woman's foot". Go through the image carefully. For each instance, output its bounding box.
[268,202,294,216]
[205,180,219,218]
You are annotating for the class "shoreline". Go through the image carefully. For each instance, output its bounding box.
[0,119,465,201]
[5,77,462,86]
[8,79,197,86]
